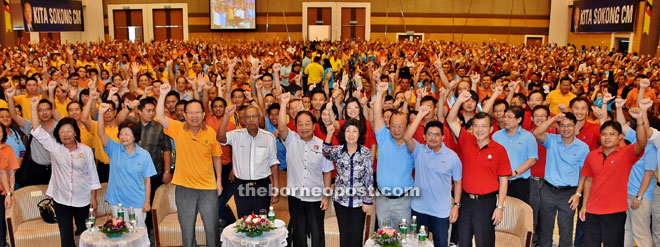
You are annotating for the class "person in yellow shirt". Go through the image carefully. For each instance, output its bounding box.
[12,77,41,121]
[546,77,577,114]
[155,83,223,247]
[82,92,119,183]
[303,56,324,86]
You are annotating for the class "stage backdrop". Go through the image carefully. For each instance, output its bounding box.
[572,0,637,33]
[21,0,83,32]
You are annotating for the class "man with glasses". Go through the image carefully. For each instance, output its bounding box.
[156,84,223,247]
[533,112,589,247]
[217,103,280,218]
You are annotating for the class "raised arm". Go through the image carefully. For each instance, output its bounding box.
[217,104,236,144]
[373,81,389,132]
[224,58,236,100]
[482,86,503,114]
[156,83,172,129]
[29,97,40,130]
[97,103,111,147]
[4,87,26,127]
[278,92,291,141]
[405,105,430,152]
[80,90,99,131]
[447,91,471,138]
[534,113,563,143]
[628,107,648,156]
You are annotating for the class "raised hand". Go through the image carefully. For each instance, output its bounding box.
[160,83,172,95]
[98,103,110,114]
[48,81,57,91]
[629,107,644,120]
[280,92,291,104]
[144,86,153,95]
[326,124,335,135]
[557,104,568,113]
[129,100,140,110]
[404,90,412,101]
[109,87,119,96]
[377,81,388,93]
[602,93,615,103]
[448,80,459,89]
[639,98,653,111]
[493,85,504,96]
[615,98,625,108]
[457,90,471,103]
[131,62,140,75]
[419,104,431,117]
[90,90,100,100]
[470,73,480,84]
[255,79,263,89]
[228,57,237,68]
[640,78,650,88]
[591,106,606,120]
[30,96,39,106]
[272,63,282,72]
[225,104,236,115]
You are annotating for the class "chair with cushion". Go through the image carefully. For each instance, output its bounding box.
[323,201,376,247]
[6,184,60,247]
[495,196,534,247]
[92,183,112,225]
[151,183,207,247]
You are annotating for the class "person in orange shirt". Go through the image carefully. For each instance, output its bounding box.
[625,76,657,108]
[0,124,18,247]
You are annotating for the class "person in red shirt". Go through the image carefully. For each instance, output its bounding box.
[447,90,512,247]
[579,106,648,247]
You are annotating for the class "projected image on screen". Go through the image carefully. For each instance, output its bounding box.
[210,0,256,30]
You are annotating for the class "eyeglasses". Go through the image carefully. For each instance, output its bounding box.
[426,132,442,137]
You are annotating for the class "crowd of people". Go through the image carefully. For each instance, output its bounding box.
[0,38,659,247]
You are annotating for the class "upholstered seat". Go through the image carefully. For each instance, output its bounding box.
[495,197,534,247]
[152,183,207,247]
[6,185,60,247]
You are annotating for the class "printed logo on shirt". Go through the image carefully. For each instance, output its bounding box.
[487,154,493,160]
[78,153,85,158]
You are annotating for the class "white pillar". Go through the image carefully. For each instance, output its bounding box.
[548,0,570,46]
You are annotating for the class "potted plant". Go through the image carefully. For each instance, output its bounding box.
[99,218,129,238]
[372,227,402,247]
[234,213,277,237]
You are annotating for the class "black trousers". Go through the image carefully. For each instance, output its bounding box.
[585,212,626,247]
[334,202,365,247]
[289,196,325,247]
[218,163,235,224]
[145,173,164,230]
[458,192,497,247]
[508,178,530,205]
[52,201,89,247]
[96,161,109,183]
[233,177,271,218]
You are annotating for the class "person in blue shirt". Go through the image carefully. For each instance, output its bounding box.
[533,112,589,247]
[265,103,287,170]
[98,102,156,230]
[372,81,414,230]
[404,104,462,247]
[492,105,538,204]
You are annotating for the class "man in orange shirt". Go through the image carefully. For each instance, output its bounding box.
[624,76,657,108]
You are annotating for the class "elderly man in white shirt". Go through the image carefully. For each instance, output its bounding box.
[278,92,333,247]
[218,104,280,218]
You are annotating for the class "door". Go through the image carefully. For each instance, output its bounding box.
[153,9,184,41]
[39,33,61,43]
[616,39,630,54]
[113,9,144,42]
[525,37,543,47]
[307,8,331,41]
[341,8,365,41]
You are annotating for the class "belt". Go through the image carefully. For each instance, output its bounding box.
[463,191,497,200]
[377,188,409,199]
[530,176,543,181]
[235,177,270,187]
[544,180,577,190]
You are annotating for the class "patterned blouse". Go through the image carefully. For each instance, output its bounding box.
[323,142,374,208]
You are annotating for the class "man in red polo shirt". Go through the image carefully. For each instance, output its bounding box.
[578,107,648,247]
[447,90,512,247]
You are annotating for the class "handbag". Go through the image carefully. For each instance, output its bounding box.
[37,198,58,224]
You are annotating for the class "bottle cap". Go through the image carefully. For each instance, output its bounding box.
[420,225,425,230]
[269,206,274,210]
[89,208,94,212]
[118,203,123,207]
[402,219,407,223]
[412,215,416,220]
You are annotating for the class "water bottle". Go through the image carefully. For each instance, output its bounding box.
[117,203,124,219]
[268,206,275,221]
[399,218,408,234]
[418,225,427,242]
[87,208,96,225]
[410,215,418,234]
[128,207,137,231]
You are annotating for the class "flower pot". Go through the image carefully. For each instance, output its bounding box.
[105,232,123,238]
[245,231,263,237]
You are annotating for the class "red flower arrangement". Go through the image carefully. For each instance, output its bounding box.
[371,227,402,247]
[99,218,129,238]
[234,213,276,237]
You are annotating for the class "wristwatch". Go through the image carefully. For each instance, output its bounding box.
[453,202,461,207]
[575,192,582,197]
[6,192,12,197]
[496,205,505,210]
[636,195,643,200]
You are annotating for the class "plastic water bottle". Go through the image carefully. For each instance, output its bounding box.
[410,215,418,234]
[117,203,125,219]
[268,206,275,221]
[418,225,427,242]
[400,218,408,234]
[87,208,96,225]
[128,206,137,231]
